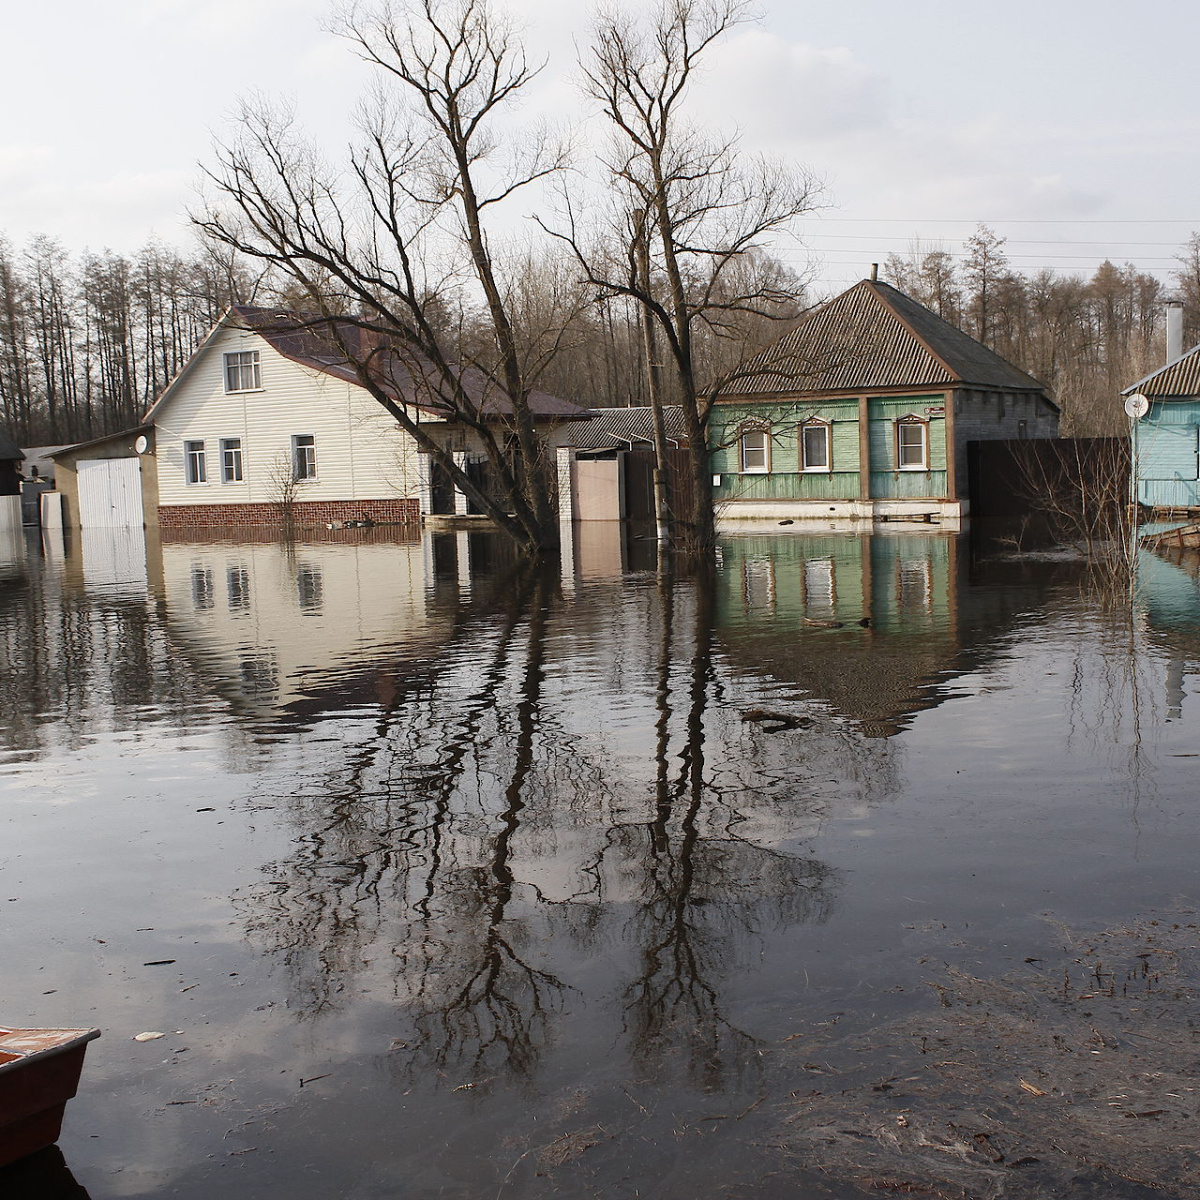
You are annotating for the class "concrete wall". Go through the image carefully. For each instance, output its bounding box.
[951,387,1059,500]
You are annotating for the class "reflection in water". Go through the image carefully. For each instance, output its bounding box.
[10,522,1195,1196]
[0,1145,91,1199]
[607,568,837,1090]
[0,533,204,759]
[233,552,850,1090]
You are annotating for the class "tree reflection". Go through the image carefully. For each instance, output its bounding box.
[238,550,851,1091]
[598,566,838,1091]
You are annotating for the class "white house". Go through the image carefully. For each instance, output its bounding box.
[145,306,428,533]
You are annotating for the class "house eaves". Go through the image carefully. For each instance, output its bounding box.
[1123,344,1200,398]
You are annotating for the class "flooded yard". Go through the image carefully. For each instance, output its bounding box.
[1,521,1198,1198]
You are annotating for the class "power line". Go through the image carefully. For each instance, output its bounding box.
[810,217,1200,225]
[804,233,1189,248]
[814,249,1178,263]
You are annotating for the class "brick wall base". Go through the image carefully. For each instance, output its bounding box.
[158,497,421,532]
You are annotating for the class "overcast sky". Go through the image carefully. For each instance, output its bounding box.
[4,0,1198,296]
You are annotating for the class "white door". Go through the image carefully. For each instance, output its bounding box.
[77,458,144,528]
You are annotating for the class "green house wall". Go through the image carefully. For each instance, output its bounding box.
[711,393,950,502]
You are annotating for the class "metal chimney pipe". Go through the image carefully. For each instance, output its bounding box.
[870,263,879,282]
[1166,299,1184,364]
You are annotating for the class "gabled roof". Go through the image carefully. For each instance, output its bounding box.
[723,279,1048,399]
[1123,344,1200,398]
[145,306,587,423]
[0,431,21,462]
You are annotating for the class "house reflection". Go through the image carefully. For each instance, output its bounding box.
[0,528,197,761]
[714,528,1059,736]
[152,529,443,714]
[1137,548,1200,719]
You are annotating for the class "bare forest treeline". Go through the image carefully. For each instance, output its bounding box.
[0,227,807,451]
[885,226,1200,437]
[6,221,1200,448]
[0,234,251,446]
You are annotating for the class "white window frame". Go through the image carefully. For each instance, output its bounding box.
[800,420,832,472]
[895,417,929,471]
[739,427,770,474]
[220,437,244,483]
[184,440,207,485]
[224,350,261,393]
[292,434,317,481]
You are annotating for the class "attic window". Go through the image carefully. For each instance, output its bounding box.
[224,350,261,393]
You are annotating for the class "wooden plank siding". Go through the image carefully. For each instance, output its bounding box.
[866,394,948,501]
[711,394,952,502]
[155,326,426,512]
[1136,402,1200,508]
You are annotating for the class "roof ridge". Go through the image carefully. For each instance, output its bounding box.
[866,279,964,383]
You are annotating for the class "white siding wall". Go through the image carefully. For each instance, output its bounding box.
[155,326,424,508]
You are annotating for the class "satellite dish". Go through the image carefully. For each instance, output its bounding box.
[134,435,149,454]
[1124,394,1150,420]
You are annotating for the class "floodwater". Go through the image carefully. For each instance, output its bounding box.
[1,520,1198,1199]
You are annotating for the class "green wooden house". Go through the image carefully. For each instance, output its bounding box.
[711,278,1059,523]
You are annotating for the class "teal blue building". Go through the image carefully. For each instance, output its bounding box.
[1124,348,1200,513]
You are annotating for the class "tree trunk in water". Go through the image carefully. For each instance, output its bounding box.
[682,403,716,557]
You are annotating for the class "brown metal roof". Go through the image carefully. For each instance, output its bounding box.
[228,306,587,419]
[567,406,687,449]
[1124,345,1200,398]
[722,279,1047,399]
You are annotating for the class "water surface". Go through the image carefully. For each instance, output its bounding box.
[1,523,1198,1198]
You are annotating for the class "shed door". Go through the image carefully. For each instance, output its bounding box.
[77,458,144,528]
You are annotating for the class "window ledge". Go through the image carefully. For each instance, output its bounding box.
[224,387,266,395]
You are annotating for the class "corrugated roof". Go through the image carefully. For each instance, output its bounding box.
[723,279,1047,398]
[1123,344,1200,398]
[567,406,687,449]
[226,306,587,419]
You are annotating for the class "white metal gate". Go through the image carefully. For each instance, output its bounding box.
[77,458,144,528]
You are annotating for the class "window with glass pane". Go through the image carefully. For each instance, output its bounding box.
[801,422,830,470]
[292,434,317,480]
[224,350,261,392]
[185,440,207,484]
[740,429,769,472]
[896,420,928,469]
[220,438,243,483]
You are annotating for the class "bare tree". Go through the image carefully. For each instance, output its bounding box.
[962,223,1009,347]
[549,0,822,556]
[195,0,578,555]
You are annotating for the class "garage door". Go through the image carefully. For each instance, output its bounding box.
[77,458,144,528]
